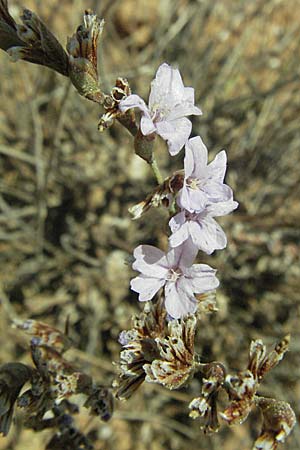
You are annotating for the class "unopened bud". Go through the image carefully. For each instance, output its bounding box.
[67,10,104,103]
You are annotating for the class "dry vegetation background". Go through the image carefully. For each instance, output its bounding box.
[0,0,300,449]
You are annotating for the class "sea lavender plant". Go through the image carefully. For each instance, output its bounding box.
[0,2,296,449]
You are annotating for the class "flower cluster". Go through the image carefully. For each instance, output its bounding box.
[120,63,238,319]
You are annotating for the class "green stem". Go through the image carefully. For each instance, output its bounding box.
[150,157,163,184]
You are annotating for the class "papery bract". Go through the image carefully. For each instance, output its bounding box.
[130,242,219,319]
[119,63,202,155]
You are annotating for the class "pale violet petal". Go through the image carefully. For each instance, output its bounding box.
[149,63,186,110]
[185,264,219,293]
[184,87,195,103]
[184,140,196,178]
[177,239,198,269]
[169,223,189,248]
[206,200,239,217]
[164,280,197,319]
[169,211,186,233]
[190,217,227,254]
[119,94,150,117]
[133,245,169,277]
[187,136,208,178]
[156,117,192,156]
[207,150,227,182]
[140,116,156,135]
[203,180,233,203]
[130,275,165,301]
[166,101,202,121]
[182,187,208,213]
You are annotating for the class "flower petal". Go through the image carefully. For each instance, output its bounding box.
[169,219,190,248]
[178,184,208,213]
[206,200,239,217]
[188,218,225,255]
[119,94,150,117]
[207,150,227,182]
[203,180,233,203]
[148,63,185,110]
[156,117,192,156]
[165,281,197,319]
[185,264,219,293]
[169,211,186,233]
[140,115,156,135]
[186,136,208,179]
[133,245,169,278]
[130,275,165,301]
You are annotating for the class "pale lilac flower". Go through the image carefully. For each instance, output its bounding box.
[130,242,219,319]
[178,136,233,213]
[119,63,202,156]
[169,200,238,255]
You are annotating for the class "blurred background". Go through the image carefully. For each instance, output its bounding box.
[0,0,300,448]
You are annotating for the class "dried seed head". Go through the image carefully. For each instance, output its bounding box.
[221,336,292,427]
[13,318,72,354]
[114,299,167,400]
[0,2,69,76]
[31,346,93,398]
[143,315,197,389]
[67,10,104,103]
[84,385,114,421]
[221,370,256,425]
[253,396,296,450]
[189,362,226,433]
[0,362,33,436]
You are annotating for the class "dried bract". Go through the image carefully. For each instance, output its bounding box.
[129,171,184,220]
[98,77,137,134]
[0,2,69,76]
[143,315,197,389]
[67,10,104,103]
[253,397,296,450]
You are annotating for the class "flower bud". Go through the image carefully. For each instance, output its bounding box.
[67,10,104,103]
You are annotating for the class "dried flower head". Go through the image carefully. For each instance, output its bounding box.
[144,314,198,389]
[13,318,72,354]
[0,362,33,435]
[98,77,137,134]
[114,299,167,400]
[221,336,292,426]
[84,385,114,422]
[0,1,69,76]
[67,10,104,103]
[189,362,226,433]
[253,396,296,450]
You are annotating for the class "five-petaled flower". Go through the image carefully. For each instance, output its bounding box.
[177,136,233,213]
[119,63,202,155]
[130,242,219,319]
[169,200,238,254]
